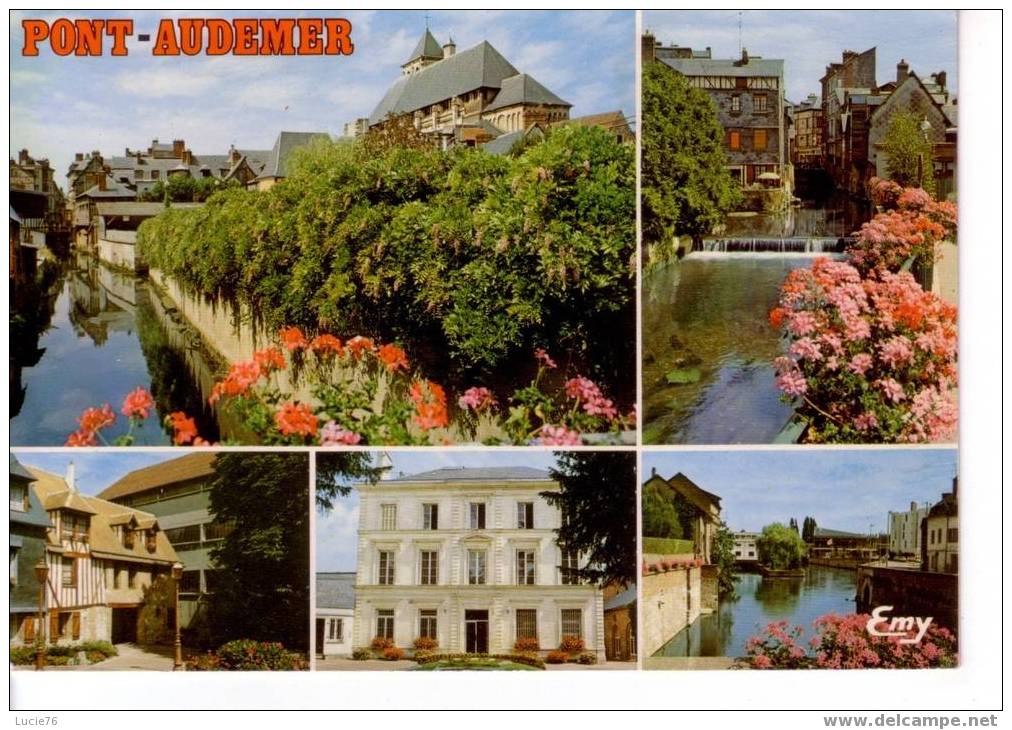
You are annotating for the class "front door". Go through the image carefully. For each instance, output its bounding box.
[315,618,326,656]
[464,610,488,654]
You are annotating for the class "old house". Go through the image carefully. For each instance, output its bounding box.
[643,471,722,564]
[9,455,52,643]
[792,94,824,168]
[98,453,226,634]
[368,30,571,151]
[645,36,788,189]
[352,466,605,659]
[820,48,877,188]
[922,478,958,574]
[10,463,180,647]
[554,110,635,146]
[315,572,355,658]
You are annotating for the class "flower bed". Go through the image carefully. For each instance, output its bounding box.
[412,653,545,670]
[185,639,308,671]
[745,614,957,669]
[642,557,703,576]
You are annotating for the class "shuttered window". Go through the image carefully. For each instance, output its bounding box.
[23,617,35,642]
[71,612,81,640]
[380,504,397,530]
[754,129,768,150]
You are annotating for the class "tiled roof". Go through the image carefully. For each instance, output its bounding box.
[406,29,443,63]
[29,468,98,514]
[481,129,526,156]
[316,572,356,609]
[555,110,629,132]
[387,466,552,483]
[370,41,520,125]
[98,452,218,502]
[484,73,571,113]
[95,202,202,217]
[666,472,722,509]
[258,131,331,179]
[661,55,784,78]
[812,526,868,540]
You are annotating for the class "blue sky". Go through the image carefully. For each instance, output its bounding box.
[316,450,565,571]
[644,448,958,536]
[12,450,177,496]
[644,10,957,104]
[10,10,634,188]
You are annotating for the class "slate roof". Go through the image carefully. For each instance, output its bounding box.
[10,453,34,481]
[406,29,443,63]
[665,472,722,511]
[27,468,179,564]
[317,572,356,610]
[387,466,552,483]
[812,526,868,540]
[927,493,957,519]
[604,584,636,611]
[98,452,218,502]
[661,55,784,78]
[481,129,526,156]
[483,73,571,113]
[95,202,202,217]
[258,131,331,179]
[369,41,520,125]
[10,456,52,529]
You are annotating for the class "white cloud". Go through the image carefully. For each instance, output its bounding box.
[114,67,222,96]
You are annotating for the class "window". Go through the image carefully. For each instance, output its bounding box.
[61,513,88,542]
[561,608,583,639]
[729,131,741,150]
[328,618,344,641]
[516,609,538,641]
[61,557,76,588]
[165,524,201,546]
[731,95,741,112]
[179,569,200,594]
[133,169,142,180]
[376,610,394,640]
[419,610,437,640]
[516,550,535,585]
[469,503,486,530]
[378,551,395,585]
[203,521,234,542]
[128,567,137,589]
[561,550,580,585]
[10,483,26,512]
[380,504,397,530]
[422,504,438,530]
[754,129,768,150]
[420,550,438,585]
[754,94,768,112]
[516,502,534,529]
[467,550,486,585]
[947,527,958,543]
[113,566,122,589]
[151,169,160,180]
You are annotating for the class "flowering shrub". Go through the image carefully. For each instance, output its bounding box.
[849,180,957,275]
[351,648,371,661]
[413,636,438,651]
[770,258,957,443]
[370,637,394,651]
[513,637,540,654]
[559,635,585,654]
[186,639,307,671]
[745,614,957,669]
[413,653,546,669]
[383,647,406,661]
[577,653,598,665]
[545,650,570,664]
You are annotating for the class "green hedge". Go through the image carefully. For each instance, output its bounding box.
[138,126,635,397]
[642,537,695,555]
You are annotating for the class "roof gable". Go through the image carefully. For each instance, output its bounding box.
[406,29,443,64]
[484,73,571,113]
[259,131,330,179]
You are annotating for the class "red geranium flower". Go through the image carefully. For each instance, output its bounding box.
[274,402,319,439]
[121,387,155,420]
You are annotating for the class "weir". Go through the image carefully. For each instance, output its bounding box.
[700,236,854,255]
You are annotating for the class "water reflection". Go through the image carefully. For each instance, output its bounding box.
[653,567,858,658]
[717,194,871,239]
[10,253,219,445]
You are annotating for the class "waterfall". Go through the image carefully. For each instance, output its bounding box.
[700,237,853,255]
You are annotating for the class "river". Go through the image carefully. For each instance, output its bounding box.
[653,566,858,659]
[642,196,872,444]
[10,253,221,445]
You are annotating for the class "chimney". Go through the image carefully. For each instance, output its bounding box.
[952,475,958,498]
[910,501,918,512]
[842,50,856,62]
[66,462,76,492]
[739,47,749,65]
[651,466,657,477]
[75,152,84,161]
[897,59,909,84]
[172,139,185,158]
[19,149,30,165]
[377,452,394,480]
[442,37,455,58]
[934,70,947,90]
[97,173,106,191]
[641,31,656,64]
[91,150,101,159]
[184,150,193,166]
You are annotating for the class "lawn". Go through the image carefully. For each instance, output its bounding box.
[642,537,695,555]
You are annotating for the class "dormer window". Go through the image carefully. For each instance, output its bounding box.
[145,530,157,553]
[123,528,135,549]
[61,513,89,542]
[10,483,27,512]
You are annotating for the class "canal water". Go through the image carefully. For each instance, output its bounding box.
[10,253,220,445]
[642,196,871,444]
[653,566,858,659]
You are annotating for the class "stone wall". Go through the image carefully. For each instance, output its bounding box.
[856,565,958,631]
[641,566,701,656]
[700,565,719,612]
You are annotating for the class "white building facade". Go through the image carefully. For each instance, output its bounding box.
[352,467,605,660]
[888,502,930,558]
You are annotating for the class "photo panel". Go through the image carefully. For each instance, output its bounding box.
[313,449,638,670]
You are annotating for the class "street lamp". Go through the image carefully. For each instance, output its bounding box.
[33,559,48,671]
[171,561,183,670]
[917,118,932,188]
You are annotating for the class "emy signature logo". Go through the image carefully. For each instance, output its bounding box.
[865,605,933,644]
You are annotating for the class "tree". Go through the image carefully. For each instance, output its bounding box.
[756,522,807,570]
[641,60,741,245]
[882,111,936,197]
[361,113,437,155]
[205,453,310,651]
[542,451,636,586]
[802,516,817,542]
[315,452,382,510]
[789,517,799,534]
[642,478,680,538]
[712,522,739,597]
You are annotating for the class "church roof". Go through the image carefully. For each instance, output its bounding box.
[257,131,331,179]
[370,41,520,125]
[484,73,571,112]
[405,29,444,64]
